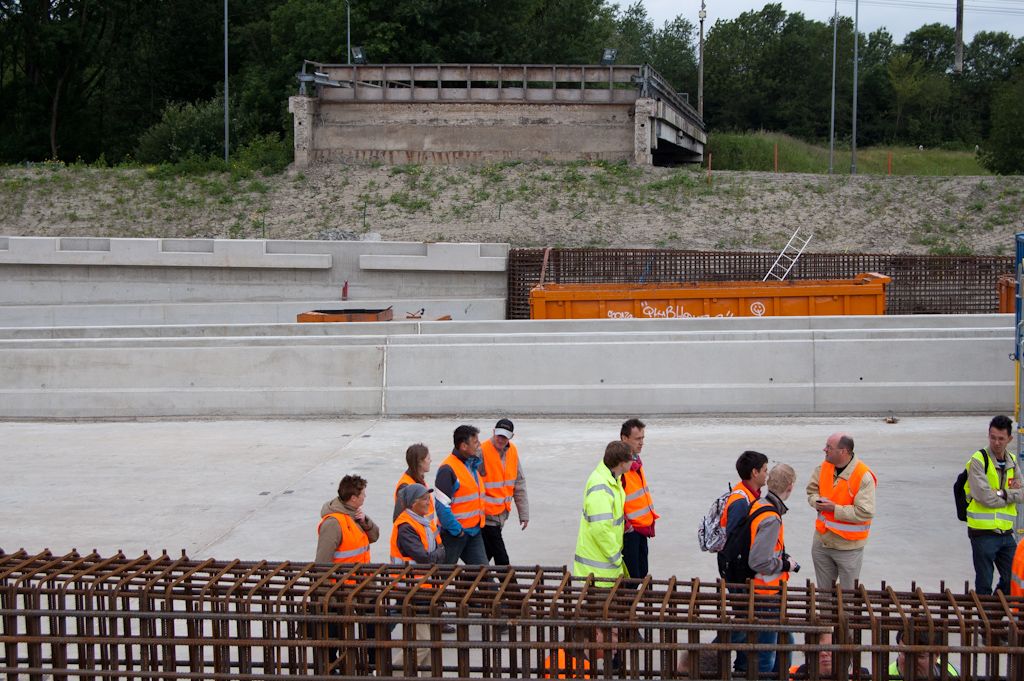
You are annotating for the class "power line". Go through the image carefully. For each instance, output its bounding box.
[798,0,1024,15]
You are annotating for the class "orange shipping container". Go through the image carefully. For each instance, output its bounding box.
[529,273,890,320]
[998,274,1016,314]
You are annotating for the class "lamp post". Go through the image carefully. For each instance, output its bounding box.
[345,0,351,65]
[224,0,229,163]
[851,0,859,174]
[828,0,837,174]
[697,0,706,118]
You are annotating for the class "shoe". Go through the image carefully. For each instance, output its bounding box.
[441,623,456,634]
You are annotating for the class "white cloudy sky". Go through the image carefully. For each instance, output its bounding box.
[640,0,1024,45]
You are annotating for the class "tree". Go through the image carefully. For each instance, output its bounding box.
[648,16,697,96]
[886,52,922,141]
[902,23,955,73]
[979,68,1024,174]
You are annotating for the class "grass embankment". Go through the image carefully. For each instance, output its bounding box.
[707,131,989,176]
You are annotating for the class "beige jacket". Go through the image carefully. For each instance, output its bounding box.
[806,453,876,550]
[315,497,381,564]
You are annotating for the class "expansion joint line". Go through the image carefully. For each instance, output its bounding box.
[381,337,390,415]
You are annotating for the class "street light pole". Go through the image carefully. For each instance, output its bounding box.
[224,0,229,163]
[346,0,351,65]
[851,0,859,174]
[697,0,706,118]
[828,0,837,175]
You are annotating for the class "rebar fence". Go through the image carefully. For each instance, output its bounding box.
[2,549,1023,681]
[507,250,1014,319]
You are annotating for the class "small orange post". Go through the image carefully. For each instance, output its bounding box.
[888,151,891,174]
[707,153,712,185]
[774,143,778,172]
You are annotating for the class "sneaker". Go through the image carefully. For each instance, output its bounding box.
[441,623,456,634]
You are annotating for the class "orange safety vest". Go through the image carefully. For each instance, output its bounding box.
[623,464,659,529]
[394,472,437,523]
[390,510,442,564]
[749,500,788,594]
[720,482,757,529]
[441,453,485,530]
[481,439,518,516]
[318,512,371,563]
[815,461,876,541]
[1012,537,1024,608]
[543,649,591,679]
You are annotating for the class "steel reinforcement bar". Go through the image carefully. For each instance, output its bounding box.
[1,549,1022,681]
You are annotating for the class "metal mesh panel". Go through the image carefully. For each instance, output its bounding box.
[507,249,1014,319]
[2,549,1023,681]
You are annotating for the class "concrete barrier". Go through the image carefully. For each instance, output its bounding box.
[0,315,1012,418]
[0,238,509,326]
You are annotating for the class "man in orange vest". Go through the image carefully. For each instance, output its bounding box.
[620,418,659,580]
[718,450,769,578]
[480,418,530,565]
[806,432,876,589]
[434,425,489,565]
[315,474,381,564]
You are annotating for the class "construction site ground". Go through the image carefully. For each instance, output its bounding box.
[0,414,994,595]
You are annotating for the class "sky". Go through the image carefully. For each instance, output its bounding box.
[641,0,1024,45]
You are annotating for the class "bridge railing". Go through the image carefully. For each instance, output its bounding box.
[303,60,643,104]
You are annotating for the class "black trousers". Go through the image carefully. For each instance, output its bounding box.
[481,524,510,565]
[622,531,649,579]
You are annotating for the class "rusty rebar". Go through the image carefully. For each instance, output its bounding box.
[2,550,1023,681]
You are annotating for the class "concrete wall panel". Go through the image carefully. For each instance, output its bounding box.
[0,316,1012,418]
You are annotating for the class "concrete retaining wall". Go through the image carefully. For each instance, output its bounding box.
[0,238,508,326]
[0,315,1012,418]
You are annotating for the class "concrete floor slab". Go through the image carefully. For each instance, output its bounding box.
[0,415,999,593]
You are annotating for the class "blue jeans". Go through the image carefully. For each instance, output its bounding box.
[970,532,1016,595]
[440,529,488,565]
[732,606,778,674]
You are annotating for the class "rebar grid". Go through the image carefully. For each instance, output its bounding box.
[507,250,1013,319]
[1,549,1022,681]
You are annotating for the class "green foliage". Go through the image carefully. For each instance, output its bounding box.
[137,96,251,165]
[979,70,1024,175]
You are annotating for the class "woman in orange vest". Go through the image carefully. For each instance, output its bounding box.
[314,474,382,673]
[389,483,445,676]
[394,443,436,523]
[316,474,380,565]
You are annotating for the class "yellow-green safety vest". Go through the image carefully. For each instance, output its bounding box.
[965,449,1017,532]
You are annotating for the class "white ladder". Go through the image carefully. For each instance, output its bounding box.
[763,228,812,281]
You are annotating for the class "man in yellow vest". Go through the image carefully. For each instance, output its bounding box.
[574,441,634,585]
[480,418,530,565]
[434,425,489,565]
[964,415,1023,595]
[806,432,876,588]
[316,474,381,564]
[887,630,959,680]
[620,418,658,580]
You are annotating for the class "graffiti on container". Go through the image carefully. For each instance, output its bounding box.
[750,302,767,316]
[606,303,736,319]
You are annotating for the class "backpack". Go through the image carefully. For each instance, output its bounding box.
[697,484,733,552]
[954,449,987,522]
[718,504,776,584]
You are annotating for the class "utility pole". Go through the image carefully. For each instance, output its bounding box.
[346,0,351,65]
[698,0,706,118]
[829,0,838,175]
[224,0,229,163]
[851,0,858,174]
[954,0,964,72]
